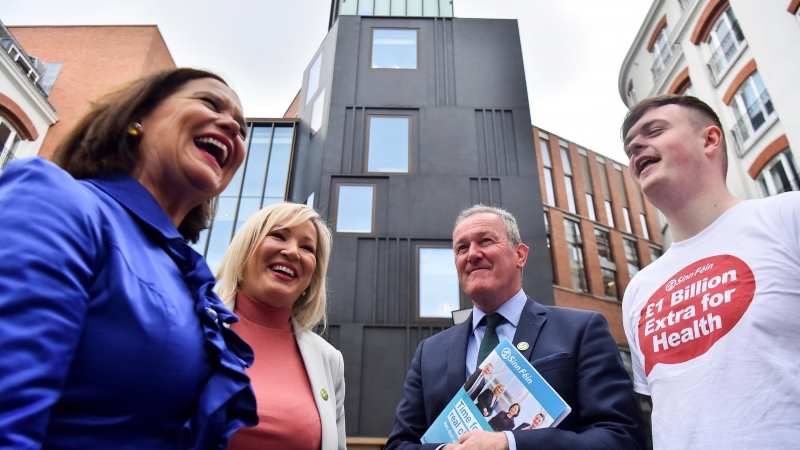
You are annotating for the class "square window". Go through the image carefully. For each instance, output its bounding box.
[335,184,375,233]
[367,116,410,172]
[418,247,460,318]
[310,89,326,133]
[372,29,418,69]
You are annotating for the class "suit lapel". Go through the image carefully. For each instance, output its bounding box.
[294,321,336,450]
[512,297,547,361]
[446,314,474,395]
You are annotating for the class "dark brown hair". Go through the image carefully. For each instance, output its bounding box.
[52,68,230,242]
[621,94,727,178]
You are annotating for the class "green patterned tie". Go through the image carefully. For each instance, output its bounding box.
[477,313,503,366]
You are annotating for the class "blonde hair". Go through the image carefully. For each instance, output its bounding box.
[215,202,332,332]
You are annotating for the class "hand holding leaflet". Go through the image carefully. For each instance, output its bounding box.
[421,338,571,444]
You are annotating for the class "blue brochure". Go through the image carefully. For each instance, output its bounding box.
[421,338,571,444]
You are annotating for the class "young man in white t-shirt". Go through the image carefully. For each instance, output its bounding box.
[621,94,800,449]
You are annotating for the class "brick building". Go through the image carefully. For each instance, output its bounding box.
[533,126,663,347]
[8,25,175,159]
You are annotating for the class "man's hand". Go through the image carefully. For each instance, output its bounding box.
[482,408,489,416]
[442,430,509,450]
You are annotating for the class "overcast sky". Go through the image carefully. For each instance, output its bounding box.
[4,0,651,162]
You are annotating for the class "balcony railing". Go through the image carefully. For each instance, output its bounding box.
[0,146,18,173]
[731,91,779,157]
[651,43,678,82]
[707,21,747,86]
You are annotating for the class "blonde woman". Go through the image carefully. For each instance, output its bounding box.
[216,203,345,450]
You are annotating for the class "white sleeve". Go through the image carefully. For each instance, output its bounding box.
[622,283,651,396]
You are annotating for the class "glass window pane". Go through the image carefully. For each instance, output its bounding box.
[543,168,555,206]
[639,213,650,239]
[649,246,662,263]
[418,247,460,318]
[540,139,551,167]
[359,0,374,15]
[367,116,409,172]
[406,0,423,15]
[339,0,358,15]
[586,193,596,221]
[565,176,577,213]
[602,268,618,299]
[595,229,612,263]
[205,196,238,274]
[560,147,572,175]
[263,126,293,200]
[306,53,322,105]
[336,185,374,232]
[241,127,271,198]
[235,197,261,232]
[605,200,615,227]
[372,29,417,69]
[422,0,438,16]
[310,89,326,132]
[438,0,453,16]
[191,228,209,255]
[375,0,391,15]
[306,192,315,207]
[622,207,633,233]
[391,0,407,16]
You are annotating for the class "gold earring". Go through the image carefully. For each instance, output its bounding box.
[127,122,143,137]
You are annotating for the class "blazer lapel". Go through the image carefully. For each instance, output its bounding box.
[446,314,474,395]
[512,297,547,361]
[294,321,337,450]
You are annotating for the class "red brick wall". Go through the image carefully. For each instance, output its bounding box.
[554,287,626,344]
[9,26,176,158]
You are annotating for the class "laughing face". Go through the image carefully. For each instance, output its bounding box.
[623,104,709,203]
[136,77,247,214]
[240,218,318,310]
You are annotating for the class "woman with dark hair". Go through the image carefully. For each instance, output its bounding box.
[488,403,521,432]
[0,68,257,449]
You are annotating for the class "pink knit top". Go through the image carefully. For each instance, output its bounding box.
[227,292,322,450]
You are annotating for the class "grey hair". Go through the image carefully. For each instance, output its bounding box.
[453,204,522,245]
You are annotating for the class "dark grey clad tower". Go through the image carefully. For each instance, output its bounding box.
[287,4,552,438]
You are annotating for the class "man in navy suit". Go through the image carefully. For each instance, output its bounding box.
[385,205,645,450]
[464,363,492,400]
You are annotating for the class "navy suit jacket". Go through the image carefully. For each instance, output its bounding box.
[385,297,645,450]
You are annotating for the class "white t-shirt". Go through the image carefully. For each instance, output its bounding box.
[623,192,800,450]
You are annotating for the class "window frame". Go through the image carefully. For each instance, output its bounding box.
[305,51,323,105]
[706,7,745,69]
[333,183,378,234]
[756,149,800,196]
[365,114,412,174]
[415,244,464,321]
[370,28,420,70]
[651,25,673,74]
[563,218,588,293]
[540,137,556,206]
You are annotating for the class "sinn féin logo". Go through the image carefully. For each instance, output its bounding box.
[501,348,512,359]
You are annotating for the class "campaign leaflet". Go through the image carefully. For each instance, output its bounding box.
[421,338,571,444]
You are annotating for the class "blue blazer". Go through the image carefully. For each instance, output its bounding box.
[0,159,256,449]
[385,297,645,449]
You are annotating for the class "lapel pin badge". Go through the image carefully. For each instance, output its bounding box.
[516,342,530,351]
[320,388,329,401]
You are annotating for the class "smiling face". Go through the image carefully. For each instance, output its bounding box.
[240,218,318,310]
[623,104,720,206]
[136,77,247,216]
[453,213,528,312]
[481,363,493,376]
[492,383,505,396]
[532,413,544,428]
[509,404,520,417]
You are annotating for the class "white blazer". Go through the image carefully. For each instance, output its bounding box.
[292,319,347,450]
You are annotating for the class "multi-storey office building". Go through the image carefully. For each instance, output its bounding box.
[0,20,56,171]
[620,0,800,244]
[534,126,663,347]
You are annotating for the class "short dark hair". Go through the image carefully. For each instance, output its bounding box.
[52,68,230,242]
[509,403,521,417]
[621,94,727,179]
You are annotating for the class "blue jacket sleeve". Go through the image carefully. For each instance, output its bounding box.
[0,160,102,448]
[509,313,646,450]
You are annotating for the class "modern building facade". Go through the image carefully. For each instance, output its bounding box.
[620,0,800,245]
[0,20,57,171]
[7,25,175,159]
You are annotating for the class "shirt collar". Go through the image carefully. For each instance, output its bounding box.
[84,175,183,241]
[471,288,527,331]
